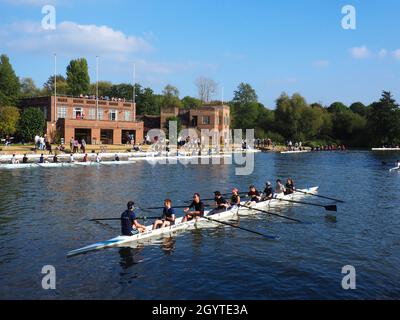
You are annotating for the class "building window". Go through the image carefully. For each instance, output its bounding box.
[124,111,131,121]
[109,109,117,121]
[202,116,210,125]
[88,108,96,120]
[97,109,103,120]
[57,105,67,119]
[73,106,84,119]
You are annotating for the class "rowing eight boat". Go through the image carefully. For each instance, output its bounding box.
[67,187,318,257]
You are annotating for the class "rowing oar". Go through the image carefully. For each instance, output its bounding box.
[274,198,337,211]
[288,188,345,203]
[239,205,311,224]
[202,215,279,240]
[89,216,159,222]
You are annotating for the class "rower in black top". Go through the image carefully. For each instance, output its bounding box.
[263,181,274,200]
[121,201,146,235]
[212,191,229,213]
[248,185,261,203]
[284,178,295,195]
[230,188,241,206]
[53,154,58,163]
[22,154,28,163]
[39,154,44,163]
[115,154,120,161]
[182,193,205,223]
[152,199,176,230]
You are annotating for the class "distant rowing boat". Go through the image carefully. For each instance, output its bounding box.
[0,160,137,170]
[372,148,400,151]
[67,187,318,257]
[280,150,310,154]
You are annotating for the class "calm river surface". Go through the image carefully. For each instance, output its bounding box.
[0,151,399,299]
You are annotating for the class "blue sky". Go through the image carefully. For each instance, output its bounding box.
[0,0,399,108]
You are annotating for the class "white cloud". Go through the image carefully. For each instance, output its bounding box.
[378,49,388,59]
[1,0,58,6]
[4,21,153,57]
[312,60,330,68]
[392,49,400,60]
[350,45,370,59]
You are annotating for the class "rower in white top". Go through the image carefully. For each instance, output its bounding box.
[11,154,19,164]
[69,154,74,163]
[275,179,286,195]
[389,160,400,172]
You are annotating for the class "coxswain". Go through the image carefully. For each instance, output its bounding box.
[121,201,146,235]
[182,193,205,223]
[230,188,241,206]
[263,181,274,200]
[22,154,28,163]
[53,154,58,163]
[69,153,74,163]
[213,191,229,212]
[275,179,286,195]
[83,153,88,162]
[115,154,120,161]
[248,185,261,203]
[39,154,44,163]
[285,178,295,195]
[11,154,19,164]
[152,199,176,230]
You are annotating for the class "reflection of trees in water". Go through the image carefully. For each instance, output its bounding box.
[118,245,144,269]
[161,236,176,255]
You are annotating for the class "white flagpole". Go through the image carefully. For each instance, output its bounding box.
[54,53,57,121]
[96,56,99,120]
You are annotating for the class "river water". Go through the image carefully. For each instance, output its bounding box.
[0,151,399,299]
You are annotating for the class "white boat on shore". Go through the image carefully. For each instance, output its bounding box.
[0,160,137,170]
[67,187,318,257]
[371,147,400,151]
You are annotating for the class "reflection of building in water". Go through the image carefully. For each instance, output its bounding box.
[161,237,176,255]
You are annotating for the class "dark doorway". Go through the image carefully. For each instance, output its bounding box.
[74,128,92,144]
[100,129,113,144]
[122,130,136,144]
[191,116,198,127]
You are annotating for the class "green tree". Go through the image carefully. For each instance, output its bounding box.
[232,83,258,105]
[66,58,90,96]
[90,81,113,97]
[350,102,367,117]
[137,88,161,115]
[20,78,40,98]
[161,84,182,108]
[0,106,20,136]
[18,107,46,142]
[164,115,182,138]
[43,74,68,95]
[182,96,202,109]
[367,91,400,146]
[0,54,20,106]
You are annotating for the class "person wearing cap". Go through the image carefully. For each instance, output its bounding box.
[152,199,176,230]
[263,182,274,200]
[121,201,146,236]
[275,179,286,195]
[213,191,229,212]
[230,188,241,206]
[248,185,261,203]
[182,193,205,223]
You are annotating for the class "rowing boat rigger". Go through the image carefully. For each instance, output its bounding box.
[67,187,318,257]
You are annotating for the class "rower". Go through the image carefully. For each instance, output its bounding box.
[96,153,101,163]
[53,154,58,163]
[83,153,88,162]
[284,178,295,195]
[115,154,120,161]
[22,154,28,164]
[275,179,286,195]
[213,191,229,213]
[396,160,400,168]
[69,153,74,163]
[230,188,241,206]
[263,181,274,200]
[39,154,44,164]
[152,199,176,230]
[121,201,146,235]
[248,185,261,203]
[11,154,19,164]
[182,193,205,223]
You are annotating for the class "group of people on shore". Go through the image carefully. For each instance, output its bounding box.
[120,177,296,236]
[69,137,87,154]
